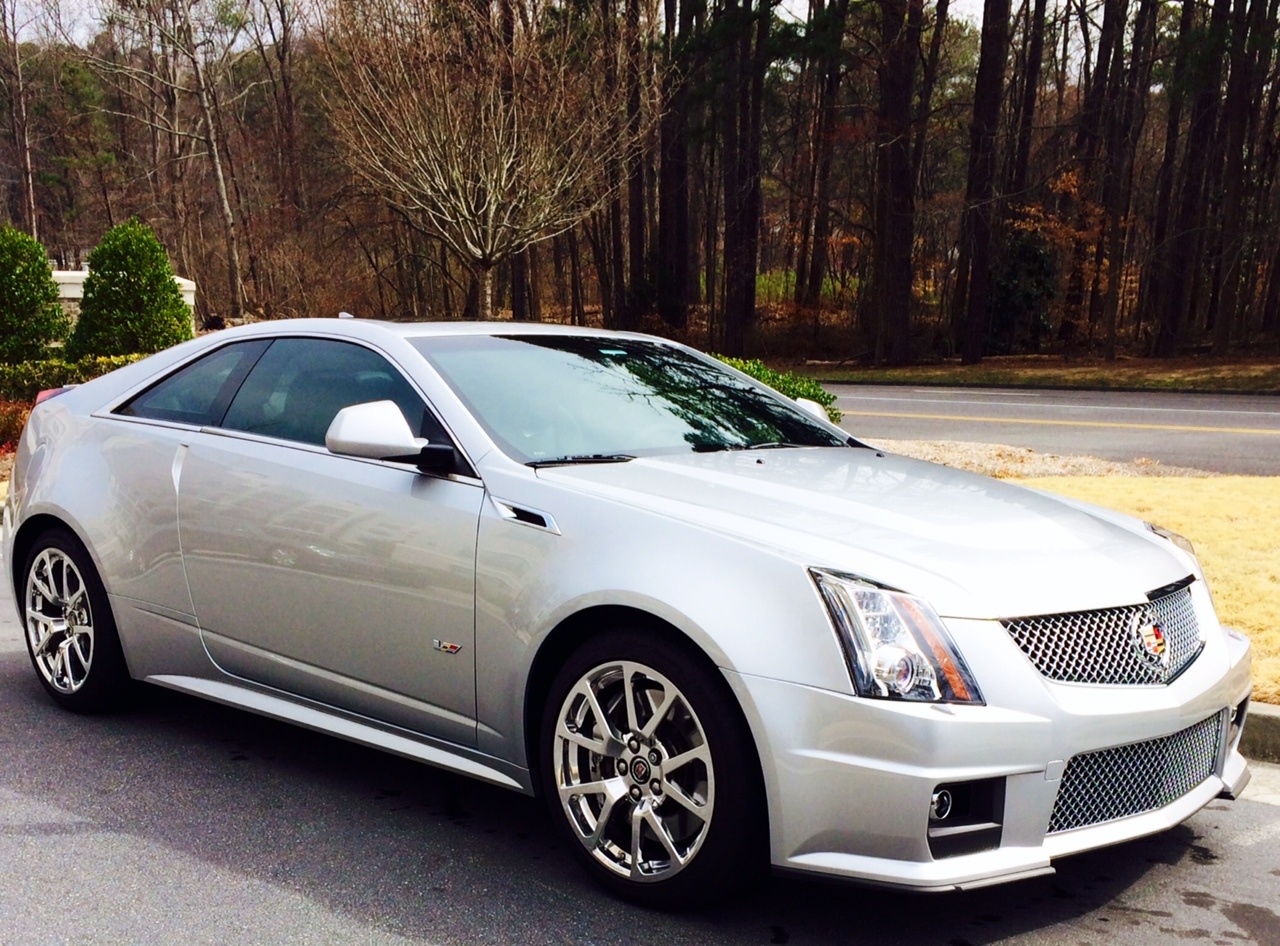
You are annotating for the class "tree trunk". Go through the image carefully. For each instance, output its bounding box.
[873,0,922,365]
[1136,0,1196,344]
[2,1,38,239]
[1154,0,1232,355]
[1009,0,1048,197]
[957,0,1011,364]
[1212,0,1264,352]
[910,0,950,197]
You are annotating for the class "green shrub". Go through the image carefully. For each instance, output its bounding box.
[714,355,842,422]
[0,354,146,402]
[68,218,193,359]
[0,226,69,364]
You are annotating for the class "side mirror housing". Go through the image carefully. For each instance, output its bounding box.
[326,400,453,472]
[794,397,829,422]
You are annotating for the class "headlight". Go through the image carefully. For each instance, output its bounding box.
[1146,522,1198,562]
[810,569,983,704]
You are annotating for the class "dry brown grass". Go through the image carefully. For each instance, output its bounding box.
[1016,477,1280,704]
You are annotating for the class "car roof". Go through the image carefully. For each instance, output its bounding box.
[213,318,665,345]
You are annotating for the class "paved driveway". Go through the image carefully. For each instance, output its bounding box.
[1,575,1279,944]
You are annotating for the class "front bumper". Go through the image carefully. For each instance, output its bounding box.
[727,608,1253,891]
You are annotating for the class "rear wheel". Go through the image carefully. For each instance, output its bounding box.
[22,528,130,712]
[539,629,764,907]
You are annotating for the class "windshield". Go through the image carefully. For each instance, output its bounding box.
[409,334,848,464]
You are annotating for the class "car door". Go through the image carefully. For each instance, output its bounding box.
[176,336,483,746]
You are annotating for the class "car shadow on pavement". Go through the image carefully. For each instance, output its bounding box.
[0,651,1256,945]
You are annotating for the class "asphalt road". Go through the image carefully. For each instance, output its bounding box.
[832,386,1280,475]
[1,581,1279,945]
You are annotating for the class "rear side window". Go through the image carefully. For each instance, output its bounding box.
[116,341,269,426]
[220,337,440,447]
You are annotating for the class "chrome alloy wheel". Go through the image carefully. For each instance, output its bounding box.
[551,660,714,883]
[25,547,96,694]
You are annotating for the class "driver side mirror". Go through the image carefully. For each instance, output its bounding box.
[325,400,454,473]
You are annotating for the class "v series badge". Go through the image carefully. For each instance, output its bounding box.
[433,640,462,655]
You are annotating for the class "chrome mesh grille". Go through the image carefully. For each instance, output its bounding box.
[1002,585,1202,685]
[1047,711,1224,834]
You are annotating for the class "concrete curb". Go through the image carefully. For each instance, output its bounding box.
[1243,701,1280,764]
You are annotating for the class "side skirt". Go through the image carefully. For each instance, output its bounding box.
[147,674,531,793]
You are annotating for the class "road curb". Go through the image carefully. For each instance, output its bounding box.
[1243,701,1280,764]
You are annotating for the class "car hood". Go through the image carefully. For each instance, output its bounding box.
[535,447,1188,620]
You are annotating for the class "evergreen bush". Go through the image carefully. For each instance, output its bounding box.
[68,219,193,358]
[0,226,69,364]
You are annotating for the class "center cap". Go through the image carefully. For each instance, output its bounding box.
[630,758,650,782]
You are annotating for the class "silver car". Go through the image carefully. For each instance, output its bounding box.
[2,319,1253,907]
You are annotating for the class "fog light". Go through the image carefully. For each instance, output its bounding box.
[930,789,953,822]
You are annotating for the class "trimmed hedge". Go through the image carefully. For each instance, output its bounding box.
[68,218,194,358]
[714,355,842,422]
[0,355,146,403]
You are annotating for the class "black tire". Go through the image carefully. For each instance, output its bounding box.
[21,527,131,712]
[538,628,766,908]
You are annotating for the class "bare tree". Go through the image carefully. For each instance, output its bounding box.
[76,0,254,321]
[321,0,655,320]
[1,0,40,238]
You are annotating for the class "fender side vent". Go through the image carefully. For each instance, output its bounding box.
[490,496,561,535]
[510,507,547,528]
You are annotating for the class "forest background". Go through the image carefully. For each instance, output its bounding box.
[3,0,1280,365]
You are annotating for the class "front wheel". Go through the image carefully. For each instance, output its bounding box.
[539,630,765,907]
[22,527,130,712]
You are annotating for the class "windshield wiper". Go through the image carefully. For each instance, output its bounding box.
[692,441,803,453]
[527,453,636,469]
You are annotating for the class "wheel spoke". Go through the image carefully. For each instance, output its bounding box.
[31,570,57,604]
[621,662,644,736]
[70,632,92,670]
[642,806,687,867]
[628,804,645,877]
[556,720,609,756]
[661,779,711,819]
[30,624,56,657]
[64,585,87,612]
[53,639,71,684]
[637,688,676,741]
[662,743,710,775]
[576,677,624,746]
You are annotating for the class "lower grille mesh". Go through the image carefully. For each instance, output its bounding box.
[1047,711,1224,834]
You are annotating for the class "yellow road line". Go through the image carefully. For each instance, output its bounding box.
[839,410,1280,436]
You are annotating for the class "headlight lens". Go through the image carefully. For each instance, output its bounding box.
[811,568,983,704]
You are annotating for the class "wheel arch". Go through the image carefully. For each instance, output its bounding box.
[9,513,82,601]
[522,603,767,809]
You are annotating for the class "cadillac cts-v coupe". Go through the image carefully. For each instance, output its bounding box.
[2,319,1253,906]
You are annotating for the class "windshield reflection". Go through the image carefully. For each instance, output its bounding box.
[410,334,848,464]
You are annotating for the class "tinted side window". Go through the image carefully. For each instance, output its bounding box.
[220,337,440,447]
[116,341,269,426]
